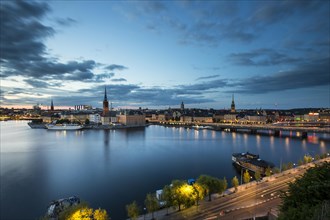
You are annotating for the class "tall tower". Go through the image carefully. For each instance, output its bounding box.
[50,99,54,111]
[180,101,184,112]
[103,86,109,116]
[231,94,236,113]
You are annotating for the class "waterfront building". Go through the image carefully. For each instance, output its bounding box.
[303,113,319,122]
[60,112,89,124]
[117,110,145,126]
[224,113,238,123]
[180,115,193,123]
[89,113,101,124]
[231,94,235,113]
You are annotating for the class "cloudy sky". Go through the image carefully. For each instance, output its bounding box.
[1,0,329,110]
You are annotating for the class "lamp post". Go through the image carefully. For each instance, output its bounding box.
[143,207,146,220]
[240,168,243,185]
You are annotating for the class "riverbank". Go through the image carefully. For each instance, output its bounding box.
[132,157,330,220]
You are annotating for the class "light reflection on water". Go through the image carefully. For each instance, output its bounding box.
[1,121,329,220]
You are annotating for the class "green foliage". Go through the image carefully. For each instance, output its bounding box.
[85,118,90,125]
[197,175,223,201]
[303,155,313,164]
[144,193,159,219]
[162,184,173,214]
[265,166,272,177]
[315,154,320,160]
[231,176,239,192]
[126,201,140,220]
[287,162,294,169]
[272,167,280,174]
[254,170,261,182]
[282,163,288,171]
[243,170,250,184]
[298,159,303,166]
[222,177,228,192]
[278,162,330,220]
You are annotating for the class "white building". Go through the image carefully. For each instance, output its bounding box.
[89,114,101,124]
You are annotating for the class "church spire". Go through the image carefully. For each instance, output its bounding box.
[104,86,108,101]
[231,94,235,113]
[103,86,109,116]
[50,99,54,111]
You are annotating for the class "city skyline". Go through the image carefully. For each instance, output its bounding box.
[1,1,329,109]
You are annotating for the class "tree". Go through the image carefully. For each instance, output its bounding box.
[85,118,90,125]
[222,177,228,193]
[265,166,272,177]
[287,162,294,169]
[67,207,109,220]
[126,201,140,220]
[144,193,159,220]
[298,159,303,166]
[192,183,206,206]
[303,155,313,164]
[231,176,239,192]
[254,170,261,183]
[282,163,288,172]
[197,175,222,201]
[278,162,330,220]
[272,167,280,174]
[315,154,320,160]
[162,185,173,215]
[171,180,186,211]
[243,170,251,184]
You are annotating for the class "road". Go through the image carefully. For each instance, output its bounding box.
[153,158,330,220]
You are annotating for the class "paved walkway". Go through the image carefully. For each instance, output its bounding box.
[132,157,330,220]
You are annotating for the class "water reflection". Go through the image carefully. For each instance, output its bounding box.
[1,122,329,220]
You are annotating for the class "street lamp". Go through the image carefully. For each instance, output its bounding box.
[143,207,146,220]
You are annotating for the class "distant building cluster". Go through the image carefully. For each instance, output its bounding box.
[1,88,330,124]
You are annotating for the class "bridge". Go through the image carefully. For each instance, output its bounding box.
[204,123,330,137]
[158,121,330,137]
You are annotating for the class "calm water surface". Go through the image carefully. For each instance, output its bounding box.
[1,121,329,219]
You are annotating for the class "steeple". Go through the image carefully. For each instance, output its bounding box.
[103,86,109,116]
[231,94,235,113]
[50,99,54,111]
[104,86,108,101]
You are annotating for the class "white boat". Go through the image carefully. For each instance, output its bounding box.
[46,124,83,130]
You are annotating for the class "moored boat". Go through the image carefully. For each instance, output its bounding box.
[232,152,274,175]
[46,124,83,130]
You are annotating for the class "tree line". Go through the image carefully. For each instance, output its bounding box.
[126,152,330,220]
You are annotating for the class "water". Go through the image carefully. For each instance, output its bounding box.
[1,121,329,220]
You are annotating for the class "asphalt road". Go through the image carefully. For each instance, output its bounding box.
[155,158,329,220]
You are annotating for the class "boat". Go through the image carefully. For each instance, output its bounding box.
[28,119,46,129]
[232,152,274,175]
[46,124,83,130]
[47,196,80,218]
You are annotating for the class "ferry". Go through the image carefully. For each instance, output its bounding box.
[46,124,83,130]
[232,152,274,175]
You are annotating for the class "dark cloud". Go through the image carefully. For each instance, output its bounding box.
[250,0,323,26]
[196,75,220,81]
[111,78,127,82]
[0,1,126,84]
[228,48,300,66]
[56,17,77,26]
[105,64,128,71]
[24,79,50,88]
[179,79,228,91]
[230,58,329,94]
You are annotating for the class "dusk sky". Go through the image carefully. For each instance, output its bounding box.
[1,0,329,110]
